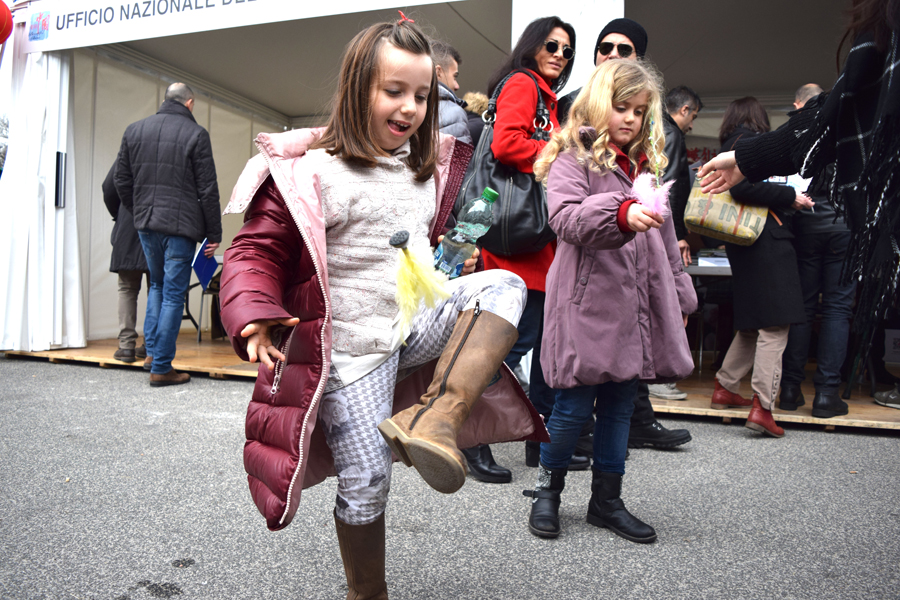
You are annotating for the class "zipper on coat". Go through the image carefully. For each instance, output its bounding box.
[409,300,482,430]
[270,336,292,394]
[255,141,332,526]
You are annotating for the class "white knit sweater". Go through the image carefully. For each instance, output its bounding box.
[302,144,436,357]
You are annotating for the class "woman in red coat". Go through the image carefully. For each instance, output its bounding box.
[462,16,586,481]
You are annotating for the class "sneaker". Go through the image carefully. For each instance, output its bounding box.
[874,385,900,410]
[113,348,136,363]
[647,382,688,400]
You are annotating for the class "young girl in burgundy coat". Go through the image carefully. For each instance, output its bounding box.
[220,18,546,598]
[524,59,696,544]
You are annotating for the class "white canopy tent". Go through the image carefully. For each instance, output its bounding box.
[0,19,84,350]
[0,0,845,350]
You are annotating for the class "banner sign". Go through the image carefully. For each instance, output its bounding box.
[21,0,447,53]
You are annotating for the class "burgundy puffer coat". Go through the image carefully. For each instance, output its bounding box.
[220,130,547,531]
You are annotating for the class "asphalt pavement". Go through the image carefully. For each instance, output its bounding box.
[1,355,898,600]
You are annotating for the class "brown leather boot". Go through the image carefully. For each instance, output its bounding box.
[745,394,784,437]
[710,378,752,409]
[334,510,388,600]
[143,356,153,372]
[378,305,518,494]
[149,369,191,387]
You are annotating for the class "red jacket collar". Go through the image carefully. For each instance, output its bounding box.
[610,143,648,181]
[521,68,558,101]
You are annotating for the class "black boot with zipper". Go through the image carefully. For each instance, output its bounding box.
[586,470,657,544]
[523,464,566,538]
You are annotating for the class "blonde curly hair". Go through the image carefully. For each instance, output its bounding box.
[534,59,667,182]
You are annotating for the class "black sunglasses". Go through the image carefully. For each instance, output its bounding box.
[597,41,634,58]
[543,40,575,60]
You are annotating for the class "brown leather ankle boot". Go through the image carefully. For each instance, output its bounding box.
[745,394,784,437]
[378,304,518,494]
[334,510,388,600]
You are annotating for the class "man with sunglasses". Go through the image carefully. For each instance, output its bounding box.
[557,18,647,122]
[558,17,695,452]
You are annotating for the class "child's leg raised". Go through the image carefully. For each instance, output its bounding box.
[378,270,526,494]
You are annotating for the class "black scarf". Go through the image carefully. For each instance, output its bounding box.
[796,31,900,354]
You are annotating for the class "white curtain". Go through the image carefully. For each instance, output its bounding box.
[0,22,85,350]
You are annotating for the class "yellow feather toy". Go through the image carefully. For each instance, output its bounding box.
[390,231,450,333]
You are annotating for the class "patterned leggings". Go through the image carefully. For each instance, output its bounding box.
[318,270,526,525]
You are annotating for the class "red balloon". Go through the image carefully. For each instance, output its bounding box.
[0,1,12,46]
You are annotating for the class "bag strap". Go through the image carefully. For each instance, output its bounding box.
[729,132,779,225]
[483,70,552,140]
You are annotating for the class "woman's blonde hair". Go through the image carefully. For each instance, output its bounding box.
[534,59,667,182]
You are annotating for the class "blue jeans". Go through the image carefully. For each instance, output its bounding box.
[138,231,196,375]
[781,231,856,392]
[503,290,555,416]
[541,379,637,474]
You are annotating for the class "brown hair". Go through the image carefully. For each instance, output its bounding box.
[719,97,770,145]
[311,20,439,182]
[837,0,900,69]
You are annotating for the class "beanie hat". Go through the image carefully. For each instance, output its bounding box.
[596,18,648,62]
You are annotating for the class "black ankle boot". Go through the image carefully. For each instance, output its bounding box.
[523,464,566,538]
[586,471,657,544]
[627,421,691,449]
[462,445,512,483]
[779,385,805,411]
[811,391,849,418]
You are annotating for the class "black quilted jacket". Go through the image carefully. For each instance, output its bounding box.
[114,99,222,243]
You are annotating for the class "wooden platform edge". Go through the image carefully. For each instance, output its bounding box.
[650,399,900,431]
[4,350,258,380]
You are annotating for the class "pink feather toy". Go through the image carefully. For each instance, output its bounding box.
[632,172,673,219]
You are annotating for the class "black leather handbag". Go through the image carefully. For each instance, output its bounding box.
[455,70,556,256]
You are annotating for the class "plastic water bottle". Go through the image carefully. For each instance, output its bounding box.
[434,187,498,279]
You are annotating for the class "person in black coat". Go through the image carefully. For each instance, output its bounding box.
[103,163,148,364]
[114,82,222,387]
[708,98,813,438]
[698,1,900,386]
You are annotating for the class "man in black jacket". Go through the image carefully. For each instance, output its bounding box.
[662,85,702,268]
[642,86,703,404]
[557,18,648,123]
[114,82,222,387]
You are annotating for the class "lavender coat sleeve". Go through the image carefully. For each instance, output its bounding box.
[546,151,636,249]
